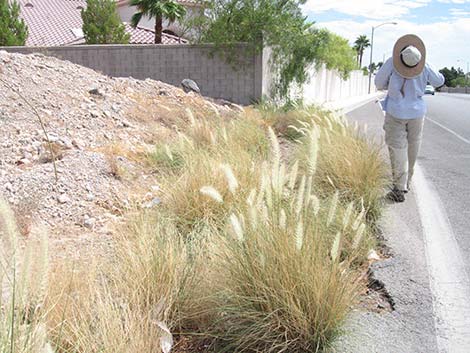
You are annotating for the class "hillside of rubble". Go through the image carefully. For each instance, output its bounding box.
[0,50,240,260]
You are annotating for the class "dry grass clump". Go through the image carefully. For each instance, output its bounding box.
[153,111,269,232]
[293,115,387,222]
[39,142,66,164]
[12,195,39,237]
[258,103,338,141]
[0,198,51,353]
[196,128,370,352]
[4,103,385,353]
[46,213,205,353]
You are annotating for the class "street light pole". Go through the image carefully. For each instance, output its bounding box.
[368,27,375,94]
[457,59,469,92]
[467,61,469,93]
[367,21,397,94]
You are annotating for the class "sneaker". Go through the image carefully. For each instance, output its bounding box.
[387,187,405,203]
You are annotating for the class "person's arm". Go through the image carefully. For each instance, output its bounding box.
[426,63,445,88]
[374,58,393,90]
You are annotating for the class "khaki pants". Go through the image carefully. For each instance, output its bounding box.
[383,113,424,191]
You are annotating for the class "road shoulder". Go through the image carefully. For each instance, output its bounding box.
[333,101,438,353]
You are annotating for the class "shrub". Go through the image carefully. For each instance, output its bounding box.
[81,0,130,44]
[194,0,356,99]
[0,0,28,46]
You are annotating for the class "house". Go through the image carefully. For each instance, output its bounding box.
[18,0,188,46]
[116,0,205,38]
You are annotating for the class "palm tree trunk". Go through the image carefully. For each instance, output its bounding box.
[359,50,363,68]
[155,16,163,44]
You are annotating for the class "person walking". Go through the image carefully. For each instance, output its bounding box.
[375,34,444,202]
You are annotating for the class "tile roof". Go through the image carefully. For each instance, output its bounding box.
[19,0,187,47]
[20,0,86,46]
[123,23,188,45]
[116,0,204,7]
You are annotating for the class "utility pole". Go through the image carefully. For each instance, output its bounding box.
[368,22,397,94]
[467,62,469,94]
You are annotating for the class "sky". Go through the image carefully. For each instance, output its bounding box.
[302,0,470,71]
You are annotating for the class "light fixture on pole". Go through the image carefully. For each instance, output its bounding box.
[368,21,397,94]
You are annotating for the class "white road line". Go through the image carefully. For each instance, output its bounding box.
[413,164,470,352]
[427,117,470,145]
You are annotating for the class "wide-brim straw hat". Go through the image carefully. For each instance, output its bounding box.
[393,34,426,79]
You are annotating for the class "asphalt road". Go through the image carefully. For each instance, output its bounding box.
[421,93,470,274]
[335,92,470,352]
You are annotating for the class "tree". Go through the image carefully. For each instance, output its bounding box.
[0,0,28,46]
[130,0,186,44]
[194,0,356,99]
[439,66,465,87]
[353,35,370,68]
[81,0,130,44]
[451,76,467,87]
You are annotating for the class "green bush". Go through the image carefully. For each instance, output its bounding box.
[0,0,28,46]
[81,0,130,44]
[192,0,357,99]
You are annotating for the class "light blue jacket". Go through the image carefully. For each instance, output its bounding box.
[375,57,445,119]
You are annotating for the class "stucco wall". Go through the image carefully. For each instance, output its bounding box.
[298,65,370,105]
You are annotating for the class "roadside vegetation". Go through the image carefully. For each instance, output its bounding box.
[439,66,469,87]
[0,103,387,352]
[189,0,357,99]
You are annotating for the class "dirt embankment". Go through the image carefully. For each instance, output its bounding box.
[0,50,240,260]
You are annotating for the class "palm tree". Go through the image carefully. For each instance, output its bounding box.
[130,0,186,44]
[354,35,370,68]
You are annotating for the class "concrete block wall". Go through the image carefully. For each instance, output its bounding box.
[439,86,469,94]
[1,43,372,105]
[1,44,261,105]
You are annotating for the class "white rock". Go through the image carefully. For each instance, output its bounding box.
[19,158,31,165]
[58,194,71,204]
[367,249,381,261]
[84,217,96,229]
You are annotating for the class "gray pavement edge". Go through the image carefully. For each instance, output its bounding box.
[331,101,438,353]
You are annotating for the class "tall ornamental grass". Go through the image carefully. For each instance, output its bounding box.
[0,199,51,353]
[7,104,386,352]
[198,127,371,351]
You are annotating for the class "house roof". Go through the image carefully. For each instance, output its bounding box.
[123,23,187,44]
[116,0,204,8]
[19,0,187,47]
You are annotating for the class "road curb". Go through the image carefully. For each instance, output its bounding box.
[324,92,385,115]
[333,101,439,353]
